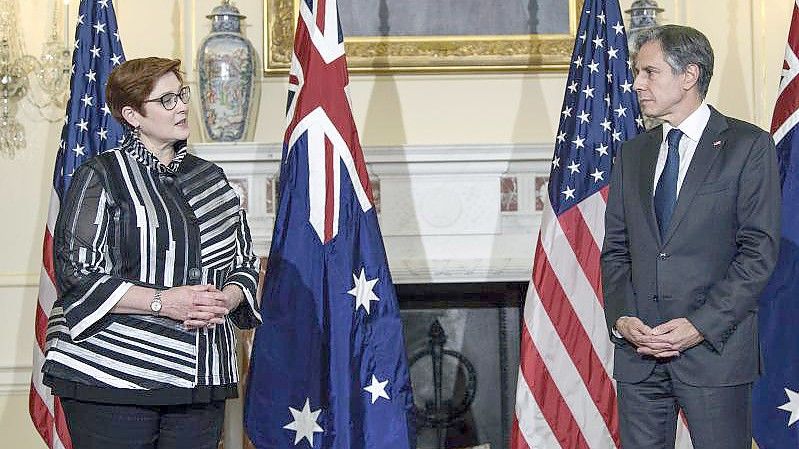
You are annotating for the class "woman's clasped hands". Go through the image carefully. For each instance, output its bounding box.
[160,284,234,329]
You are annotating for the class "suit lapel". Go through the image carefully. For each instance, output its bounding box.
[638,128,662,242]
[662,107,729,245]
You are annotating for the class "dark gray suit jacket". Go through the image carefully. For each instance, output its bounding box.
[601,107,781,387]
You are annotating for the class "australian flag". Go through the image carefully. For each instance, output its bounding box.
[752,2,799,447]
[243,1,416,448]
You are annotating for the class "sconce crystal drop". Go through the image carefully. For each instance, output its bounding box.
[32,30,72,108]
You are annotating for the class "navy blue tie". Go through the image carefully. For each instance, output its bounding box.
[654,128,683,238]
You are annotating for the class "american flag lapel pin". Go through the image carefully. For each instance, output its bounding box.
[713,140,723,147]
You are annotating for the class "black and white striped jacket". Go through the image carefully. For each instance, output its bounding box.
[44,135,261,390]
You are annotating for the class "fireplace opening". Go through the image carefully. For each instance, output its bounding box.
[396,282,527,449]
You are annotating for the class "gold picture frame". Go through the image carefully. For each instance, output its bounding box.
[264,0,582,74]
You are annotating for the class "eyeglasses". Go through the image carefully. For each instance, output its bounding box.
[143,86,191,110]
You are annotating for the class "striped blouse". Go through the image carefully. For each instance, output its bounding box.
[43,135,261,395]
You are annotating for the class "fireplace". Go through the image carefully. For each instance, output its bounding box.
[397,282,526,449]
[195,141,549,449]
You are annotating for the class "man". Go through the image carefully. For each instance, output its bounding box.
[602,25,780,449]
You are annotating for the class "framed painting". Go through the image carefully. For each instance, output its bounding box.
[264,0,582,74]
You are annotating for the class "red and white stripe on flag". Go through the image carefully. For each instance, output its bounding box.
[30,193,71,449]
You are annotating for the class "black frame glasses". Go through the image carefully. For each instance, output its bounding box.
[143,86,191,110]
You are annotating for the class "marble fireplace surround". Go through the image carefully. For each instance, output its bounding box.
[192,142,553,285]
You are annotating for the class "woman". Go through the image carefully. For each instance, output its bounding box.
[42,57,261,449]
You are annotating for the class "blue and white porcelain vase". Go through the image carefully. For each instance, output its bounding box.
[197,0,256,141]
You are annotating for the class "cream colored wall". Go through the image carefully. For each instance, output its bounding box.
[0,0,792,447]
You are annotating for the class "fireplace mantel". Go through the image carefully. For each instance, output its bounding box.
[192,142,553,284]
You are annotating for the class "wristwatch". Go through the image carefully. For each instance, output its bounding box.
[150,290,163,316]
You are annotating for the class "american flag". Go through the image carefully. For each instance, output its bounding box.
[243,0,415,448]
[753,1,799,447]
[29,1,126,448]
[510,1,694,447]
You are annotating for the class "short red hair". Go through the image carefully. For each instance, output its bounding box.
[106,57,183,126]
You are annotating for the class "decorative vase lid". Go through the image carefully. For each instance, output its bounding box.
[625,0,665,14]
[206,0,246,33]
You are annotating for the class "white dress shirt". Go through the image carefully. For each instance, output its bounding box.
[652,103,711,196]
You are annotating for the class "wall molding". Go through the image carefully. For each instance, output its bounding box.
[0,273,39,288]
[191,142,553,163]
[0,366,31,396]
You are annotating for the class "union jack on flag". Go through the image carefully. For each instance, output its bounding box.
[243,0,415,448]
[29,1,126,448]
[510,1,694,448]
[753,1,799,447]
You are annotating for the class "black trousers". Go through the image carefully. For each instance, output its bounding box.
[617,363,752,449]
[61,398,225,449]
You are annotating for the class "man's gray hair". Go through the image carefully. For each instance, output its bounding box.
[634,25,714,99]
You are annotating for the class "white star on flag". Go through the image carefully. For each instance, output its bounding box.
[283,398,324,446]
[347,268,380,314]
[567,80,579,93]
[562,186,576,200]
[85,69,96,82]
[76,118,89,132]
[620,80,633,93]
[363,375,390,404]
[81,94,93,107]
[779,388,799,427]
